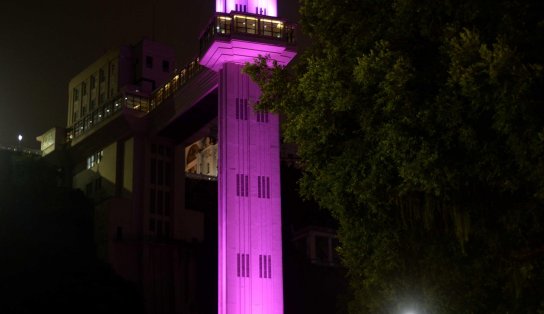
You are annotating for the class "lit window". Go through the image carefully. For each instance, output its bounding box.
[86,150,104,169]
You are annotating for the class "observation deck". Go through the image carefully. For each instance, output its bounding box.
[199,12,296,71]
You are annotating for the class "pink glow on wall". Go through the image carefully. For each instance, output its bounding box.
[217,63,283,314]
[216,0,277,17]
[200,40,296,72]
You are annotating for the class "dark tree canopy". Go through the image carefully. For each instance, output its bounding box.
[245,0,544,312]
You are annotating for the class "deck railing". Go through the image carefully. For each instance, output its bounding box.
[199,12,296,55]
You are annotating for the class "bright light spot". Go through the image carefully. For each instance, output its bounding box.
[404,311,417,314]
[17,134,22,142]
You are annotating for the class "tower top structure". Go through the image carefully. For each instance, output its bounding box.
[200,0,295,71]
[216,0,277,17]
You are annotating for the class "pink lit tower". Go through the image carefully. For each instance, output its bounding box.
[199,1,296,313]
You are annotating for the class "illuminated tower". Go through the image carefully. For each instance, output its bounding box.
[200,1,296,313]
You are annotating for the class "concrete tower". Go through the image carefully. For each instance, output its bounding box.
[199,1,296,313]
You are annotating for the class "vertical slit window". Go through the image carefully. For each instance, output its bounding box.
[157,191,163,215]
[237,174,249,197]
[259,255,263,278]
[150,189,156,213]
[165,162,171,186]
[263,254,267,278]
[246,254,250,277]
[245,175,248,197]
[236,98,239,119]
[244,99,248,120]
[158,160,164,185]
[150,159,156,184]
[241,253,245,277]
[268,255,272,278]
[267,177,270,198]
[241,175,244,196]
[258,176,261,198]
[236,174,240,196]
[237,253,241,277]
[149,218,155,232]
[165,191,171,216]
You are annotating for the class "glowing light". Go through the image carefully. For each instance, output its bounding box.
[17,134,22,142]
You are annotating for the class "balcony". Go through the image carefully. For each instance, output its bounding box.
[199,12,296,70]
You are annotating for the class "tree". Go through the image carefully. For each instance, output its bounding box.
[244,0,544,312]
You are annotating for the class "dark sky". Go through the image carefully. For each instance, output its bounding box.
[0,0,298,148]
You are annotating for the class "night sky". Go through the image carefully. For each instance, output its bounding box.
[0,0,298,149]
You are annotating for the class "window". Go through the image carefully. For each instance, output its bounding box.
[258,176,270,198]
[116,226,123,240]
[86,151,103,169]
[164,221,170,238]
[215,16,231,35]
[165,162,171,186]
[82,82,87,96]
[90,75,96,89]
[158,160,164,185]
[164,191,171,215]
[235,98,248,120]
[157,220,163,237]
[259,255,272,278]
[236,174,248,197]
[234,16,256,34]
[99,69,105,82]
[237,253,250,277]
[146,56,153,68]
[150,189,156,213]
[256,110,269,123]
[157,191,163,214]
[162,60,170,72]
[150,159,156,184]
[73,88,79,101]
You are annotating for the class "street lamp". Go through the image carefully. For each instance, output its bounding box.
[17,134,23,151]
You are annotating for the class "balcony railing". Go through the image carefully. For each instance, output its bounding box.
[200,12,296,56]
[67,59,202,141]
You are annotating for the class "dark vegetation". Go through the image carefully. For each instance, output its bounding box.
[245,0,544,312]
[0,151,143,314]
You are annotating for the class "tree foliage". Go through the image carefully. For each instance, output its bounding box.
[244,0,544,312]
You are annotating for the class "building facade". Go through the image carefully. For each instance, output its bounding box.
[38,2,297,313]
